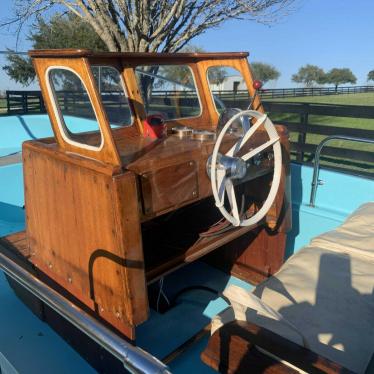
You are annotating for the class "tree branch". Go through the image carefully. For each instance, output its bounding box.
[1,0,296,53]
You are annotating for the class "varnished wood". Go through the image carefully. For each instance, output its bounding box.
[146,223,259,284]
[32,57,122,166]
[29,49,249,60]
[1,231,30,258]
[140,160,199,215]
[206,226,288,285]
[0,231,137,341]
[31,50,258,138]
[206,125,291,283]
[120,65,147,134]
[0,234,46,320]
[18,50,292,342]
[123,132,280,221]
[23,140,121,175]
[201,321,351,374]
[23,142,147,337]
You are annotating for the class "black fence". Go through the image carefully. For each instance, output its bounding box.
[2,89,373,176]
[5,90,45,114]
[259,85,374,100]
[209,85,374,100]
[4,85,374,115]
[263,101,374,177]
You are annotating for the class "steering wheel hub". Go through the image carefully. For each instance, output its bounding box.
[212,154,247,180]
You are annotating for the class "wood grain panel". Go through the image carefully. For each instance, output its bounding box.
[23,142,147,338]
[141,160,198,214]
[30,50,249,60]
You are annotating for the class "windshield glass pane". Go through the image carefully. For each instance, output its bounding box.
[49,68,102,148]
[135,65,201,120]
[92,66,133,127]
[207,66,250,112]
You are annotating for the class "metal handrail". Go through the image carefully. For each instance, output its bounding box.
[309,135,374,207]
[0,252,170,374]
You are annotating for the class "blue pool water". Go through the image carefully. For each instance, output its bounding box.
[0,114,373,373]
[0,114,102,157]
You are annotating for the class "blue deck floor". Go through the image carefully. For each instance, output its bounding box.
[137,262,252,360]
[0,270,96,373]
[0,114,373,373]
[0,259,251,373]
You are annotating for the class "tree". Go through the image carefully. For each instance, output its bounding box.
[291,64,325,87]
[208,68,227,88]
[3,13,107,86]
[3,53,36,86]
[162,46,206,87]
[2,1,296,53]
[324,68,357,91]
[251,62,280,85]
[367,70,374,82]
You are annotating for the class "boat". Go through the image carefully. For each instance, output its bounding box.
[0,49,373,374]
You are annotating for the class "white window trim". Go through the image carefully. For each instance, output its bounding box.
[46,66,104,151]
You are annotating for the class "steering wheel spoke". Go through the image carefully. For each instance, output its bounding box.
[241,136,280,162]
[216,168,227,207]
[225,180,240,226]
[226,113,267,157]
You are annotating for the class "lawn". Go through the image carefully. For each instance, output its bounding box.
[265,92,374,106]
[0,98,6,114]
[264,93,374,175]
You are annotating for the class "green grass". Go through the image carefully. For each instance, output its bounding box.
[266,92,374,106]
[0,98,6,114]
[265,93,374,175]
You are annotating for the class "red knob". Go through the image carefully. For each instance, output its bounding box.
[253,80,263,90]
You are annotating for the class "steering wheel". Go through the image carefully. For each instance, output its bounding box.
[210,110,282,227]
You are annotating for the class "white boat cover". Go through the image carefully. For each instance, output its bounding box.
[212,202,374,373]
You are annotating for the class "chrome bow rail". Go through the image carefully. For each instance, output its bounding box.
[0,252,171,374]
[310,135,374,207]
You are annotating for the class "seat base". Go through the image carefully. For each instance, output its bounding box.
[201,320,351,374]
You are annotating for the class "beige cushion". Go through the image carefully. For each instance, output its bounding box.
[212,202,374,373]
[311,202,374,260]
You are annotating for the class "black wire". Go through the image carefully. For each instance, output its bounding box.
[170,285,219,306]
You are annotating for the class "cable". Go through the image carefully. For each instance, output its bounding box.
[170,285,219,306]
[156,277,170,312]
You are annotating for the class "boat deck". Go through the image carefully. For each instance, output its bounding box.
[0,229,253,373]
[0,108,372,373]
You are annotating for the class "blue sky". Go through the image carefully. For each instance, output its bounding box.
[0,0,374,89]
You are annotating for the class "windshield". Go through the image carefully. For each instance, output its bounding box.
[135,65,201,120]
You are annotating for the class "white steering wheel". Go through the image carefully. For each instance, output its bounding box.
[210,110,282,227]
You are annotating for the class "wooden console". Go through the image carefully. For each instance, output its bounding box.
[2,50,292,340]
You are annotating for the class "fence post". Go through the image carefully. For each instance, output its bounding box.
[63,92,68,112]
[39,92,45,113]
[297,103,308,163]
[6,91,10,114]
[23,92,28,114]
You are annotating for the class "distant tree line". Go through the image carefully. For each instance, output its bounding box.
[291,64,374,90]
